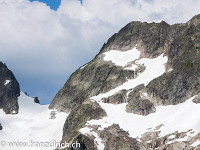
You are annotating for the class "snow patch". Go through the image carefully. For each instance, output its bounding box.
[142,92,148,98]
[0,92,68,150]
[4,80,11,86]
[168,68,173,72]
[168,135,191,144]
[80,63,88,69]
[80,127,104,150]
[93,53,168,100]
[88,96,200,140]
[168,134,176,139]
[82,53,200,142]
[167,130,197,144]
[103,47,141,67]
[191,140,200,147]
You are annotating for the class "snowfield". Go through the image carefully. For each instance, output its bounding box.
[80,48,200,149]
[97,50,168,100]
[89,96,200,139]
[0,92,68,150]
[80,127,104,150]
[103,47,141,67]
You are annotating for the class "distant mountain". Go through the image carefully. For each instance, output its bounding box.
[50,14,200,150]
[0,62,68,150]
[0,62,20,114]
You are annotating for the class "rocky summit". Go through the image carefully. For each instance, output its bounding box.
[50,14,200,150]
[0,62,20,114]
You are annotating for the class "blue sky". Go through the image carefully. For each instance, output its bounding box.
[29,0,83,10]
[0,0,199,105]
[30,0,61,10]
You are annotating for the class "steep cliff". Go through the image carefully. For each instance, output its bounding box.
[0,62,20,114]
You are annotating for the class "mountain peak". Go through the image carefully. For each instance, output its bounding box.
[0,62,20,114]
[49,14,200,149]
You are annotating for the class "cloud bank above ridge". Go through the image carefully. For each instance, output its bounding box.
[0,0,199,103]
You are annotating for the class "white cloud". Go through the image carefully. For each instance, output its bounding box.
[0,0,199,103]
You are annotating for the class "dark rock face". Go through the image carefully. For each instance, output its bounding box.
[69,134,97,150]
[102,90,128,104]
[34,97,40,104]
[49,63,134,112]
[125,84,155,116]
[61,100,106,150]
[146,20,200,106]
[127,84,145,101]
[140,129,200,150]
[0,62,20,114]
[0,123,2,130]
[126,98,155,116]
[100,124,146,150]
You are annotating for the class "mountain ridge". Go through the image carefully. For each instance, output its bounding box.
[50,14,200,112]
[50,14,200,150]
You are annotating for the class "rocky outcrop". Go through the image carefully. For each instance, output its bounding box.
[24,92,40,104]
[126,98,155,116]
[125,84,155,115]
[193,93,200,104]
[49,62,135,113]
[0,62,20,114]
[34,97,40,104]
[0,123,2,130]
[49,110,56,119]
[140,129,200,150]
[69,134,97,150]
[101,90,128,104]
[145,15,200,106]
[127,84,145,100]
[100,124,146,150]
[60,100,106,150]
[100,20,170,57]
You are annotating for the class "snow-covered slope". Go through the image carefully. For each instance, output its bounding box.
[86,96,200,141]
[79,47,200,149]
[0,92,68,150]
[80,96,200,149]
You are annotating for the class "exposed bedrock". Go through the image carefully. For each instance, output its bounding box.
[59,100,106,150]
[0,62,20,114]
[49,62,135,113]
[100,124,146,150]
